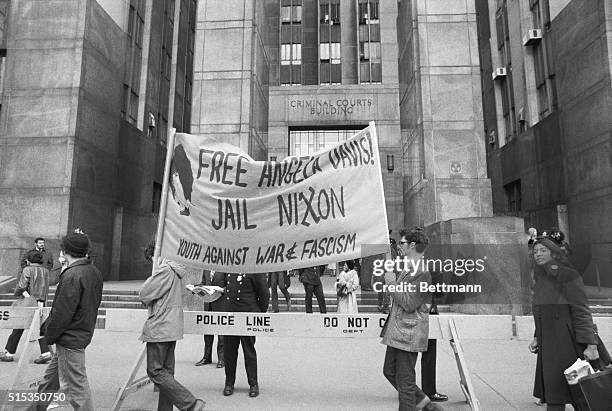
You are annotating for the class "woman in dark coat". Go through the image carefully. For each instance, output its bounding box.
[529,237,599,410]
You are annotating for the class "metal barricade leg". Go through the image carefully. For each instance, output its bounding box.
[448,318,481,411]
[110,344,150,411]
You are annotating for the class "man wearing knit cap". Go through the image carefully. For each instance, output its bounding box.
[27,229,103,411]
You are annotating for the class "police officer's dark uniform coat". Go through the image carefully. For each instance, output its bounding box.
[223,273,269,313]
[222,273,269,390]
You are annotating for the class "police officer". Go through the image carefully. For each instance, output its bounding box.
[222,272,269,398]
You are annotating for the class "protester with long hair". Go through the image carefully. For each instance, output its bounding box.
[380,227,443,411]
[529,237,599,410]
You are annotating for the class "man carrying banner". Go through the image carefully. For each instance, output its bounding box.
[380,227,444,411]
[222,272,269,398]
[139,256,206,411]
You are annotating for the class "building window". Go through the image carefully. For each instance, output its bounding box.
[504,180,522,214]
[157,0,175,145]
[152,182,162,213]
[496,2,516,142]
[281,5,302,23]
[319,0,341,85]
[280,0,302,85]
[358,0,378,23]
[123,0,146,127]
[0,53,6,104]
[358,0,381,84]
[530,0,556,119]
[289,127,366,157]
[172,0,196,133]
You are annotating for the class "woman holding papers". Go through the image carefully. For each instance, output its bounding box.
[530,236,599,411]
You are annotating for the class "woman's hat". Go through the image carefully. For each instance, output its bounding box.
[535,237,563,257]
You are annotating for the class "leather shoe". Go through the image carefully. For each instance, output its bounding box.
[195,357,212,366]
[429,392,448,402]
[216,361,224,368]
[249,385,259,397]
[0,354,14,362]
[191,399,206,411]
[223,385,234,396]
[34,354,52,364]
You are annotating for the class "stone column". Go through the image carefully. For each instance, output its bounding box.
[401,0,493,227]
[191,0,270,160]
[0,0,87,284]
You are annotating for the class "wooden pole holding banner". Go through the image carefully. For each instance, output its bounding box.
[152,127,177,268]
[152,0,181,267]
[368,121,391,248]
[110,345,150,411]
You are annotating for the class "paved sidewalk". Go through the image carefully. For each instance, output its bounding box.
[1,326,600,410]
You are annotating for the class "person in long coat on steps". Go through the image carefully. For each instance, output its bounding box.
[336,260,359,313]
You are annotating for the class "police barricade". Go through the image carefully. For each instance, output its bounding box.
[108,310,514,411]
[515,315,612,341]
[0,307,51,411]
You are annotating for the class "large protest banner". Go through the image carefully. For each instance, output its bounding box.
[159,122,389,273]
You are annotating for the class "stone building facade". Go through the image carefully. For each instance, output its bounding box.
[3,0,607,286]
[476,0,612,284]
[0,0,195,281]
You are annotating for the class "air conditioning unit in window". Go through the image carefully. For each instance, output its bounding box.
[488,130,497,146]
[518,107,526,123]
[523,29,542,46]
[491,67,507,81]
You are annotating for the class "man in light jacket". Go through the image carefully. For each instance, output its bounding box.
[380,227,443,411]
[139,257,205,411]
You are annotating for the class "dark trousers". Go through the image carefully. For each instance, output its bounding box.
[304,283,326,314]
[203,334,224,362]
[270,272,291,312]
[421,339,437,396]
[383,346,428,411]
[377,290,390,309]
[374,274,390,309]
[224,336,258,387]
[5,328,50,355]
[146,341,197,411]
[360,267,373,291]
